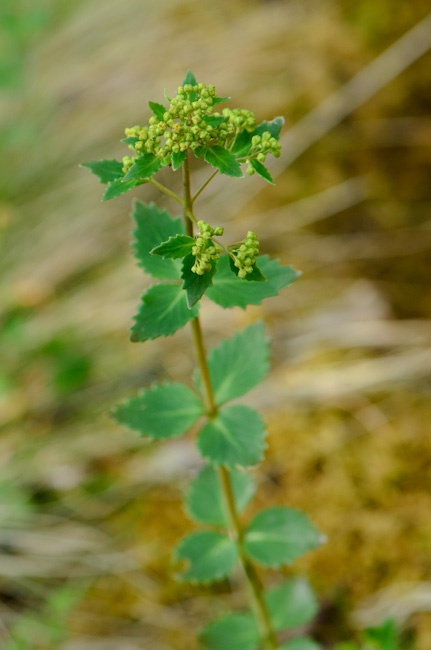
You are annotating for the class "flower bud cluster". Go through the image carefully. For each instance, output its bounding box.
[222,108,256,132]
[246,132,281,175]
[231,231,260,278]
[191,220,223,275]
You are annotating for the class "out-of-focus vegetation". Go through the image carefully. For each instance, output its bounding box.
[0,0,430,648]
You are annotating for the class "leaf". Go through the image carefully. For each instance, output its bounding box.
[202,115,227,128]
[183,70,197,86]
[81,159,124,183]
[207,255,301,309]
[231,130,253,157]
[280,638,321,650]
[131,284,198,342]
[181,254,217,308]
[186,465,256,526]
[172,150,186,171]
[151,234,195,259]
[203,146,243,177]
[102,177,145,200]
[365,619,397,650]
[132,201,184,279]
[148,101,166,120]
[255,116,285,139]
[174,531,238,583]
[203,322,270,406]
[111,383,203,439]
[200,613,259,650]
[228,256,267,282]
[122,136,138,146]
[249,159,274,185]
[212,96,230,105]
[265,579,318,632]
[244,507,324,568]
[198,405,266,468]
[123,153,163,181]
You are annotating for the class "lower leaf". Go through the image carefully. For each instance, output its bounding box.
[280,638,322,650]
[200,613,259,650]
[130,284,198,341]
[174,531,238,583]
[265,578,318,632]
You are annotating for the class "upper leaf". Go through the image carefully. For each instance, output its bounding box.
[231,130,253,158]
[186,465,256,527]
[183,70,197,86]
[103,177,147,201]
[131,284,198,342]
[151,234,195,259]
[181,254,217,309]
[111,383,203,439]
[123,153,164,181]
[81,159,124,183]
[198,405,266,468]
[132,201,184,279]
[207,254,300,309]
[265,579,318,632]
[255,116,285,139]
[202,115,227,128]
[202,322,270,406]
[203,146,243,177]
[174,531,238,583]
[149,101,166,121]
[244,507,324,568]
[249,159,274,185]
[280,639,322,650]
[199,613,259,650]
[172,150,186,171]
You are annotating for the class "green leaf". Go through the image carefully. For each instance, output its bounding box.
[132,201,184,279]
[198,405,266,468]
[265,579,318,632]
[200,613,259,650]
[181,254,217,308]
[255,116,285,139]
[123,153,163,181]
[202,115,227,128]
[207,255,300,309]
[244,507,324,568]
[231,130,253,157]
[203,322,269,405]
[149,101,166,120]
[280,638,321,650]
[365,619,397,650]
[122,136,138,146]
[212,96,231,105]
[249,159,274,185]
[183,70,197,86]
[151,234,195,259]
[102,177,145,200]
[81,159,124,183]
[111,383,203,439]
[172,150,186,171]
[228,256,267,282]
[203,146,243,177]
[175,531,238,583]
[186,465,256,526]
[131,284,198,342]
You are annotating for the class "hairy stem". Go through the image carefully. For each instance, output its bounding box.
[182,154,278,650]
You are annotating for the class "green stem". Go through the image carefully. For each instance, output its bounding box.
[149,178,184,205]
[182,154,279,650]
[192,169,219,204]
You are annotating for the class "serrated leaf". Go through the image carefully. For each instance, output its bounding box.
[175,531,238,583]
[203,146,243,177]
[149,101,166,120]
[81,159,124,183]
[207,255,300,309]
[212,96,230,105]
[151,234,195,259]
[244,507,324,568]
[202,115,227,128]
[202,322,269,406]
[255,116,285,139]
[132,201,184,279]
[249,159,274,185]
[183,70,197,86]
[200,613,259,650]
[231,130,253,157]
[131,284,198,342]
[198,405,266,468]
[265,579,318,632]
[112,383,203,439]
[102,178,146,200]
[181,254,217,308]
[228,256,267,282]
[122,136,139,146]
[123,153,163,181]
[186,465,255,526]
[172,150,186,171]
[280,639,321,650]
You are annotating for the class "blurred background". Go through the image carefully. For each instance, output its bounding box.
[0,0,430,648]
